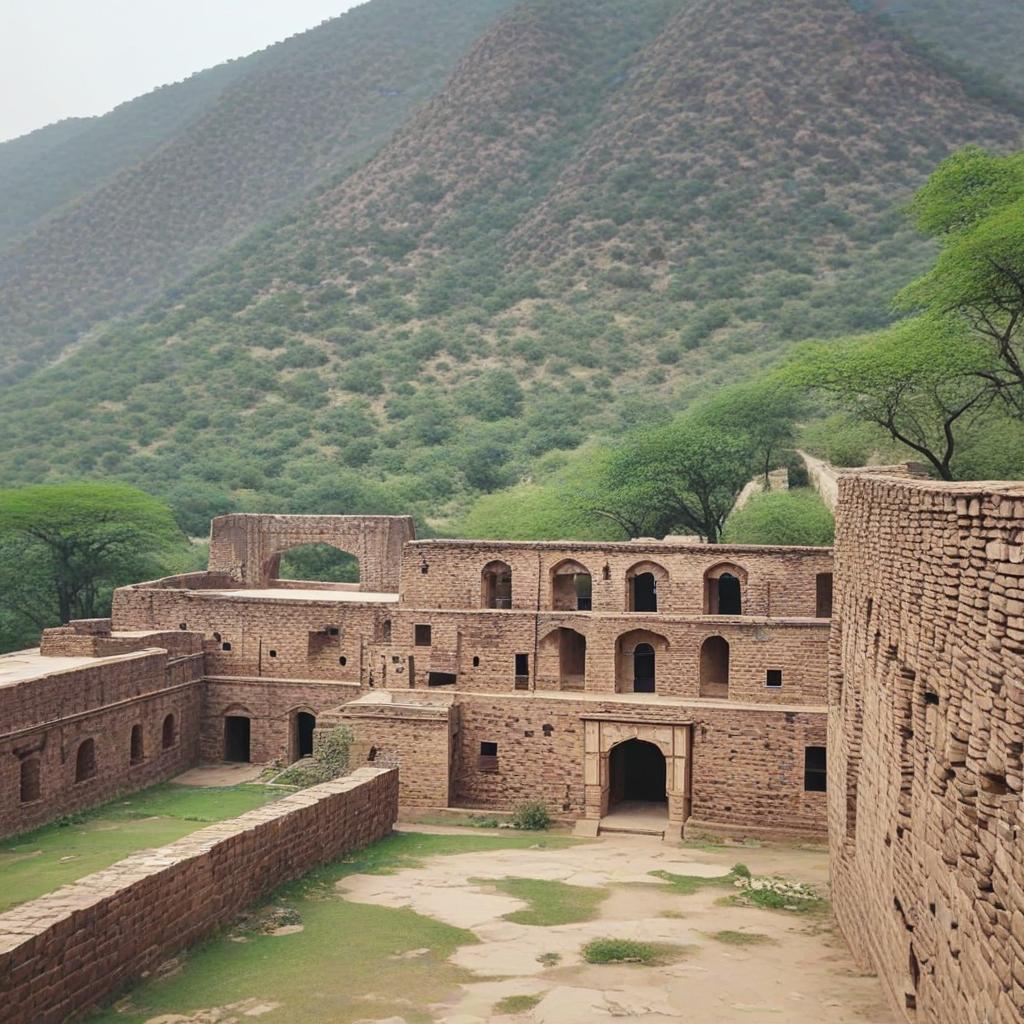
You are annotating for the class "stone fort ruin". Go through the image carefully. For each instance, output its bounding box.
[0,472,1021,1024]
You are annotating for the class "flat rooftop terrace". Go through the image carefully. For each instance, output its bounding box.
[204,588,399,603]
[0,647,157,688]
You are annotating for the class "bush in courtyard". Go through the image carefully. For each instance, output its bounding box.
[511,800,551,830]
[272,726,352,788]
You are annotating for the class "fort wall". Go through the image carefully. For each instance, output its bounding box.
[0,638,203,837]
[0,767,397,1024]
[829,475,1024,1024]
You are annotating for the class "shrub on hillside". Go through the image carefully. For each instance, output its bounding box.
[723,489,834,546]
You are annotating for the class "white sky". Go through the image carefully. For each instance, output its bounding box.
[0,1,364,143]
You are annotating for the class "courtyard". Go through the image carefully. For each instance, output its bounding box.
[86,821,895,1024]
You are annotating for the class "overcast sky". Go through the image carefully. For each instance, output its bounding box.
[0,1,364,143]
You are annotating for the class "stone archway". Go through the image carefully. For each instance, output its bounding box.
[582,717,691,836]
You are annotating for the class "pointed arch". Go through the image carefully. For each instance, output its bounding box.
[625,561,668,613]
[481,560,513,609]
[550,559,593,611]
[704,563,747,615]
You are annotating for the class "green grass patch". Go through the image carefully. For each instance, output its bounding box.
[648,862,748,895]
[476,876,608,926]
[708,929,774,945]
[494,993,543,1015]
[89,831,580,1024]
[536,951,561,967]
[581,938,690,966]
[0,783,283,911]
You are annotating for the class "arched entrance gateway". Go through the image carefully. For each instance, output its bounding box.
[581,718,692,836]
[608,739,666,809]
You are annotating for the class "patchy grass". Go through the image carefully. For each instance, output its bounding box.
[89,832,580,1024]
[494,993,543,1015]
[731,878,828,915]
[581,938,690,965]
[648,862,748,895]
[536,951,562,967]
[475,876,608,926]
[708,929,775,945]
[0,783,283,911]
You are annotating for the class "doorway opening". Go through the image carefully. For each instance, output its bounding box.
[609,739,667,811]
[224,716,251,762]
[294,711,316,760]
[633,643,655,693]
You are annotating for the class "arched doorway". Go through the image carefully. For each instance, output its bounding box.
[224,716,251,762]
[294,711,316,760]
[634,643,655,693]
[704,563,746,615]
[608,739,666,810]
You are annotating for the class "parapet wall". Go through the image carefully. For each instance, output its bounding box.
[0,766,398,1024]
[829,475,1024,1023]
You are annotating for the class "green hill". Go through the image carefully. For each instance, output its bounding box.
[0,0,1020,534]
[0,0,515,384]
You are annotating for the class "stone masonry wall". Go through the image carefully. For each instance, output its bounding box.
[829,475,1024,1023]
[403,540,833,618]
[0,766,398,1024]
[0,648,203,838]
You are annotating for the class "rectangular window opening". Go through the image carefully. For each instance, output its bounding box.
[414,624,432,647]
[478,740,499,772]
[766,669,783,688]
[804,746,827,792]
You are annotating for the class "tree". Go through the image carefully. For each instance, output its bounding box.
[584,418,756,542]
[691,377,803,486]
[0,483,184,647]
[788,316,996,480]
[898,146,1024,415]
[723,489,835,546]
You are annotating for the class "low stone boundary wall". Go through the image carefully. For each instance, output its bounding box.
[0,766,398,1024]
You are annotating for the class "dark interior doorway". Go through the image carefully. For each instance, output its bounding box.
[296,712,316,759]
[631,572,658,612]
[224,716,251,762]
[633,643,655,693]
[717,573,742,615]
[609,739,666,806]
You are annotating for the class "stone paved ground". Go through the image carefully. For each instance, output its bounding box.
[340,829,896,1024]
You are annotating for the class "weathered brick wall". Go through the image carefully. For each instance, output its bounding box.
[333,691,825,837]
[829,476,1024,1023]
[0,767,397,1024]
[326,697,456,809]
[208,513,414,591]
[202,676,361,763]
[114,583,385,683]
[402,540,833,618]
[0,649,202,837]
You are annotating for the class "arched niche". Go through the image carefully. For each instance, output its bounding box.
[704,563,747,615]
[481,560,513,609]
[540,626,587,690]
[616,629,669,693]
[699,636,730,698]
[550,559,593,611]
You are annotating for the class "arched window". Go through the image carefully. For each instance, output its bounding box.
[626,562,667,613]
[20,758,40,803]
[699,637,730,698]
[704,564,746,615]
[162,713,176,750]
[75,738,97,783]
[633,643,656,693]
[130,724,144,765]
[481,561,513,609]
[550,560,592,611]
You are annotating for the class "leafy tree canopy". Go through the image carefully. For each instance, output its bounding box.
[0,483,186,652]
[897,146,1024,414]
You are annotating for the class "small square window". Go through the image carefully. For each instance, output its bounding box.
[269,649,277,658]
[478,740,499,772]
[221,641,232,652]
[766,669,783,688]
[804,746,827,792]
[415,624,432,646]
[472,656,480,667]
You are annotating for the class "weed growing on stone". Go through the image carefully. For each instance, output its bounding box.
[581,938,689,965]
[708,929,775,945]
[494,993,543,1014]
[648,862,748,894]
[536,952,562,967]
[510,800,551,830]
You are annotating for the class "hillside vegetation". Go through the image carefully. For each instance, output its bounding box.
[0,0,1021,537]
[0,0,514,384]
